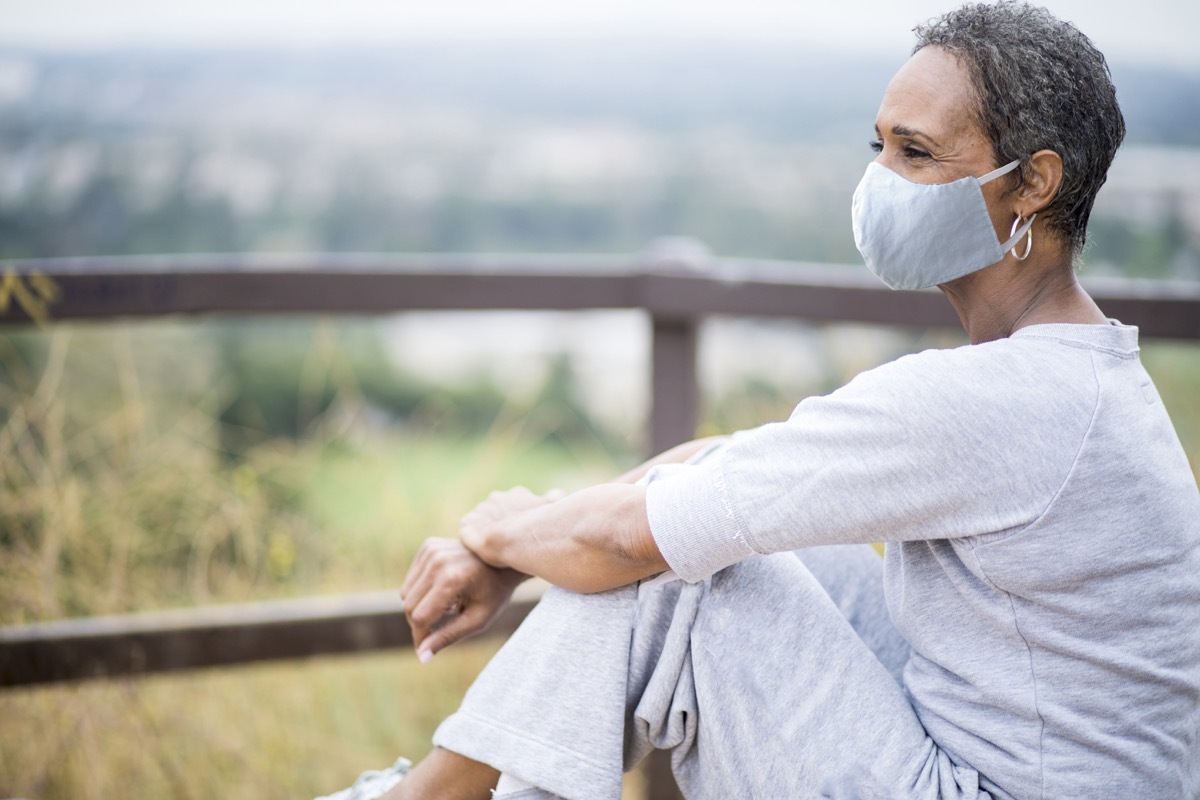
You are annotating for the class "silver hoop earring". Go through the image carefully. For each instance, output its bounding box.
[1010,215,1033,261]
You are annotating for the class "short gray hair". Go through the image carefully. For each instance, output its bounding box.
[914,1,1125,254]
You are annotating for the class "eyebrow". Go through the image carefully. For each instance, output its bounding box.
[874,123,941,148]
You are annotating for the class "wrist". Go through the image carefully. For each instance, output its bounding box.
[610,485,661,569]
[468,511,523,568]
[497,565,529,589]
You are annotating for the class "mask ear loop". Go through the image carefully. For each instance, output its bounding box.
[1009,214,1035,261]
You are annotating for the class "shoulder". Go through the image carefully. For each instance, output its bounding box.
[830,335,1098,420]
[782,335,1101,478]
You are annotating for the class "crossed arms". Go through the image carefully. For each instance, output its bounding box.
[399,437,724,662]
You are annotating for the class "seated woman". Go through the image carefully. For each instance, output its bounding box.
[325,3,1200,798]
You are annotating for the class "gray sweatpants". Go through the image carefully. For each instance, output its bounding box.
[433,546,988,799]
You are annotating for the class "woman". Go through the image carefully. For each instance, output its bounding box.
[328,3,1200,798]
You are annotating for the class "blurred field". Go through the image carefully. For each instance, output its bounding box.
[1,646,501,800]
[1,318,1197,799]
[0,320,626,799]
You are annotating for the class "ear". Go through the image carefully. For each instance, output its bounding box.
[1017,149,1063,216]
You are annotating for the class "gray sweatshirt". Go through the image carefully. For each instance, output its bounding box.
[646,322,1200,799]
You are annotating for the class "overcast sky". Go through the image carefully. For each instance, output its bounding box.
[0,0,1196,69]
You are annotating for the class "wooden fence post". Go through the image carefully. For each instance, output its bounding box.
[643,238,706,458]
[648,315,699,458]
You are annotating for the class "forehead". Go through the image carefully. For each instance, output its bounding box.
[876,46,983,143]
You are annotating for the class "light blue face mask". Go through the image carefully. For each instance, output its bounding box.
[851,159,1036,290]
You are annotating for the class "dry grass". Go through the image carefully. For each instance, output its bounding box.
[0,320,625,799]
[1,646,501,800]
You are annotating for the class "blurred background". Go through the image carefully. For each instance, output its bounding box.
[1,1,1198,797]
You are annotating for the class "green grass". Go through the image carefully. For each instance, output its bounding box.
[300,431,619,594]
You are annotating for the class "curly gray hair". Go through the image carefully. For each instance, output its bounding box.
[914,1,1125,254]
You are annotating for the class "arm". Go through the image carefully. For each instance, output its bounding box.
[459,437,731,589]
[611,435,728,485]
[461,482,667,594]
[400,437,720,659]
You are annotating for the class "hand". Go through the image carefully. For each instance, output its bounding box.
[399,537,528,663]
[459,486,565,566]
[457,483,662,594]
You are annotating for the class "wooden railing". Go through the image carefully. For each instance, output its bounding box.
[2,244,1199,795]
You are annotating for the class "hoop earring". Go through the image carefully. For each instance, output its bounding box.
[1010,215,1033,261]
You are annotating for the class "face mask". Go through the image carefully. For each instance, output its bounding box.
[851,159,1036,290]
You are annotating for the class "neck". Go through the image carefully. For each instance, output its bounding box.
[938,253,1107,344]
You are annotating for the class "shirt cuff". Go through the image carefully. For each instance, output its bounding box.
[644,459,756,583]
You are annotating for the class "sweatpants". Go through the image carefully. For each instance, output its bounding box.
[433,545,989,799]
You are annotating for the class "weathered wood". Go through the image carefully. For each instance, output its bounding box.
[0,254,640,322]
[4,255,1196,338]
[0,584,544,689]
[649,316,699,456]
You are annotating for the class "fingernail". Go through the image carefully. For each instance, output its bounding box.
[417,646,434,664]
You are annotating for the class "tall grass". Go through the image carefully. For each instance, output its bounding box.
[0,647,503,800]
[0,320,622,621]
[0,319,625,799]
[0,324,317,621]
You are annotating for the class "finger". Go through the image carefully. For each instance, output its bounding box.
[401,557,438,616]
[476,486,534,518]
[405,594,441,655]
[399,540,436,600]
[407,615,430,655]
[417,604,491,663]
[409,601,458,661]
[401,538,454,606]
[490,486,533,501]
[408,581,464,646]
[458,508,485,537]
[458,518,495,564]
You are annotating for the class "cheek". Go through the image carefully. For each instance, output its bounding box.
[874,151,931,185]
[982,182,1018,241]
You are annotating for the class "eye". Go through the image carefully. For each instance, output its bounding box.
[902,144,931,160]
[868,139,883,154]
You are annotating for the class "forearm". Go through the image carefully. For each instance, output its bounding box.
[463,483,666,594]
[613,435,728,485]
[453,438,724,594]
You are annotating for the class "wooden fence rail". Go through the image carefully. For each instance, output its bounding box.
[0,584,545,688]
